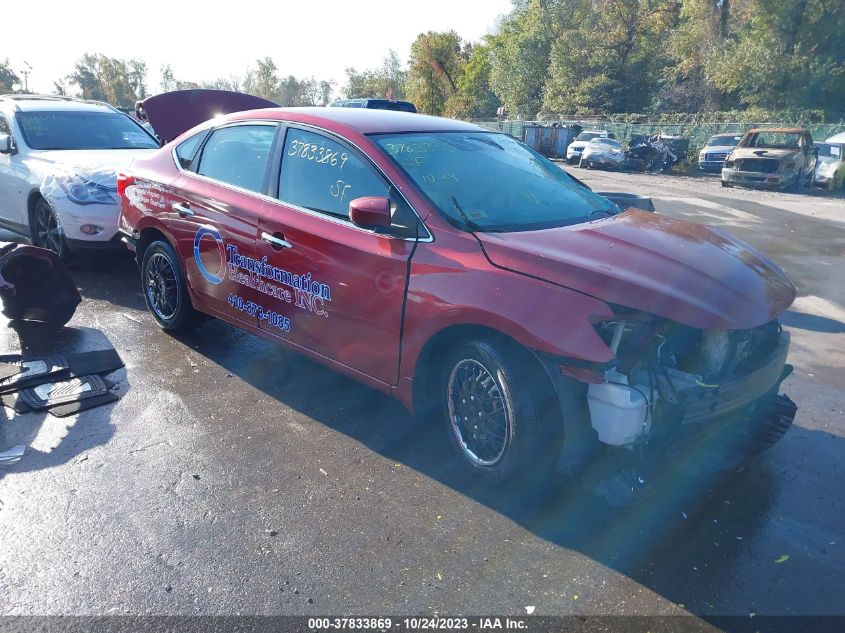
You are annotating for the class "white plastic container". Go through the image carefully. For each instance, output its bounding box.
[587,372,649,446]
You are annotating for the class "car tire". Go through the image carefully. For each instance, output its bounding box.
[785,169,803,192]
[30,198,71,261]
[720,180,731,188]
[440,339,559,483]
[141,240,199,331]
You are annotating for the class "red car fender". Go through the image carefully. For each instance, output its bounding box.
[394,231,614,412]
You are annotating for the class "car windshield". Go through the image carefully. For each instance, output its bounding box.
[815,143,843,160]
[706,135,742,146]
[741,131,803,150]
[576,132,604,142]
[592,138,620,148]
[16,110,159,150]
[374,132,618,232]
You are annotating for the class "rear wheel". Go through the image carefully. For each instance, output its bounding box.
[440,339,559,483]
[141,240,199,331]
[30,198,70,260]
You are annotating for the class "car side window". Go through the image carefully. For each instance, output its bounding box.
[0,114,11,136]
[279,128,391,219]
[278,128,421,237]
[175,132,206,170]
[196,125,276,193]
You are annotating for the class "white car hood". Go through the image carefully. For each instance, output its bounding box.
[702,145,737,154]
[30,149,154,187]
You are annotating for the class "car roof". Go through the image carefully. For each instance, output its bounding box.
[0,94,116,113]
[747,127,807,134]
[222,107,484,135]
[825,132,845,143]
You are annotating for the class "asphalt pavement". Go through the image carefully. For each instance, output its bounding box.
[0,170,843,620]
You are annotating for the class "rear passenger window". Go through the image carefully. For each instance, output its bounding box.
[175,132,206,170]
[279,128,389,218]
[196,125,276,193]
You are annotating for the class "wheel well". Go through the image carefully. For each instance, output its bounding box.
[26,191,44,232]
[412,324,555,418]
[136,227,170,259]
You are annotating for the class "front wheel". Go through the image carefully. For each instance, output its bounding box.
[31,198,70,260]
[141,240,199,331]
[441,339,559,483]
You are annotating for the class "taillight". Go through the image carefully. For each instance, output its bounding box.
[116,172,135,198]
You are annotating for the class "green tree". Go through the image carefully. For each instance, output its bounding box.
[707,0,845,111]
[343,50,406,99]
[542,0,678,114]
[444,41,500,119]
[406,31,468,115]
[68,53,146,106]
[488,0,557,118]
[0,59,19,93]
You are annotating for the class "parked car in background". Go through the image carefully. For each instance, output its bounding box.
[329,98,417,113]
[565,130,610,164]
[698,134,743,172]
[722,128,817,191]
[814,140,845,190]
[579,137,624,170]
[0,94,159,258]
[118,107,796,484]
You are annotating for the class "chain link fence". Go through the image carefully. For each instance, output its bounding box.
[476,118,845,164]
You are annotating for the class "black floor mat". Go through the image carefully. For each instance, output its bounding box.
[0,349,124,416]
[2,375,118,415]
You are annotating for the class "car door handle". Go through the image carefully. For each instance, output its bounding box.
[261,232,292,250]
[173,202,194,217]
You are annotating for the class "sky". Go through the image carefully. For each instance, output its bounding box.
[5,0,513,97]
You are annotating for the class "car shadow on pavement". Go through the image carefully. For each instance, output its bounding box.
[176,321,845,617]
[780,310,845,334]
[0,322,123,480]
[65,252,144,310]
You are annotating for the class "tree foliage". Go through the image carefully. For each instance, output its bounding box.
[343,50,406,100]
[67,54,147,107]
[485,0,844,116]
[0,59,19,93]
[406,31,469,115]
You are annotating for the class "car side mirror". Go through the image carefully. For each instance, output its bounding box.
[349,196,391,229]
[0,134,12,154]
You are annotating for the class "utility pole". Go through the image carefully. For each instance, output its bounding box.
[19,61,32,93]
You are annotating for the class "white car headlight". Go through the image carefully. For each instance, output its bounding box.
[57,174,117,205]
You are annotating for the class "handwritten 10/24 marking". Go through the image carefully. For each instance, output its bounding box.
[288,139,348,170]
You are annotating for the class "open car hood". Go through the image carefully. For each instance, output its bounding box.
[477,210,796,330]
[138,89,279,142]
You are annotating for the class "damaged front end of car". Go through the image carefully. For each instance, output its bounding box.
[546,309,796,479]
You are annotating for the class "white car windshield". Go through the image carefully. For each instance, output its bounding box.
[16,111,159,150]
[576,132,605,142]
[706,135,742,147]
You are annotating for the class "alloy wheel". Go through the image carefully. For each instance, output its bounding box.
[145,252,179,321]
[34,202,63,254]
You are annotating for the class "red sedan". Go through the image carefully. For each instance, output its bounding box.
[117,107,797,483]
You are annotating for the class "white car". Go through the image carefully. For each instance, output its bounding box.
[579,138,625,170]
[814,140,845,190]
[566,130,610,164]
[698,133,742,172]
[0,94,159,258]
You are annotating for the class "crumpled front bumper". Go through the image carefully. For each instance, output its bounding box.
[722,167,798,188]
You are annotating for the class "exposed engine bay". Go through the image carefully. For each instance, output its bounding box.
[583,311,795,457]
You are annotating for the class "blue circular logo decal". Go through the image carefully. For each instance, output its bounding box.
[194,225,226,285]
